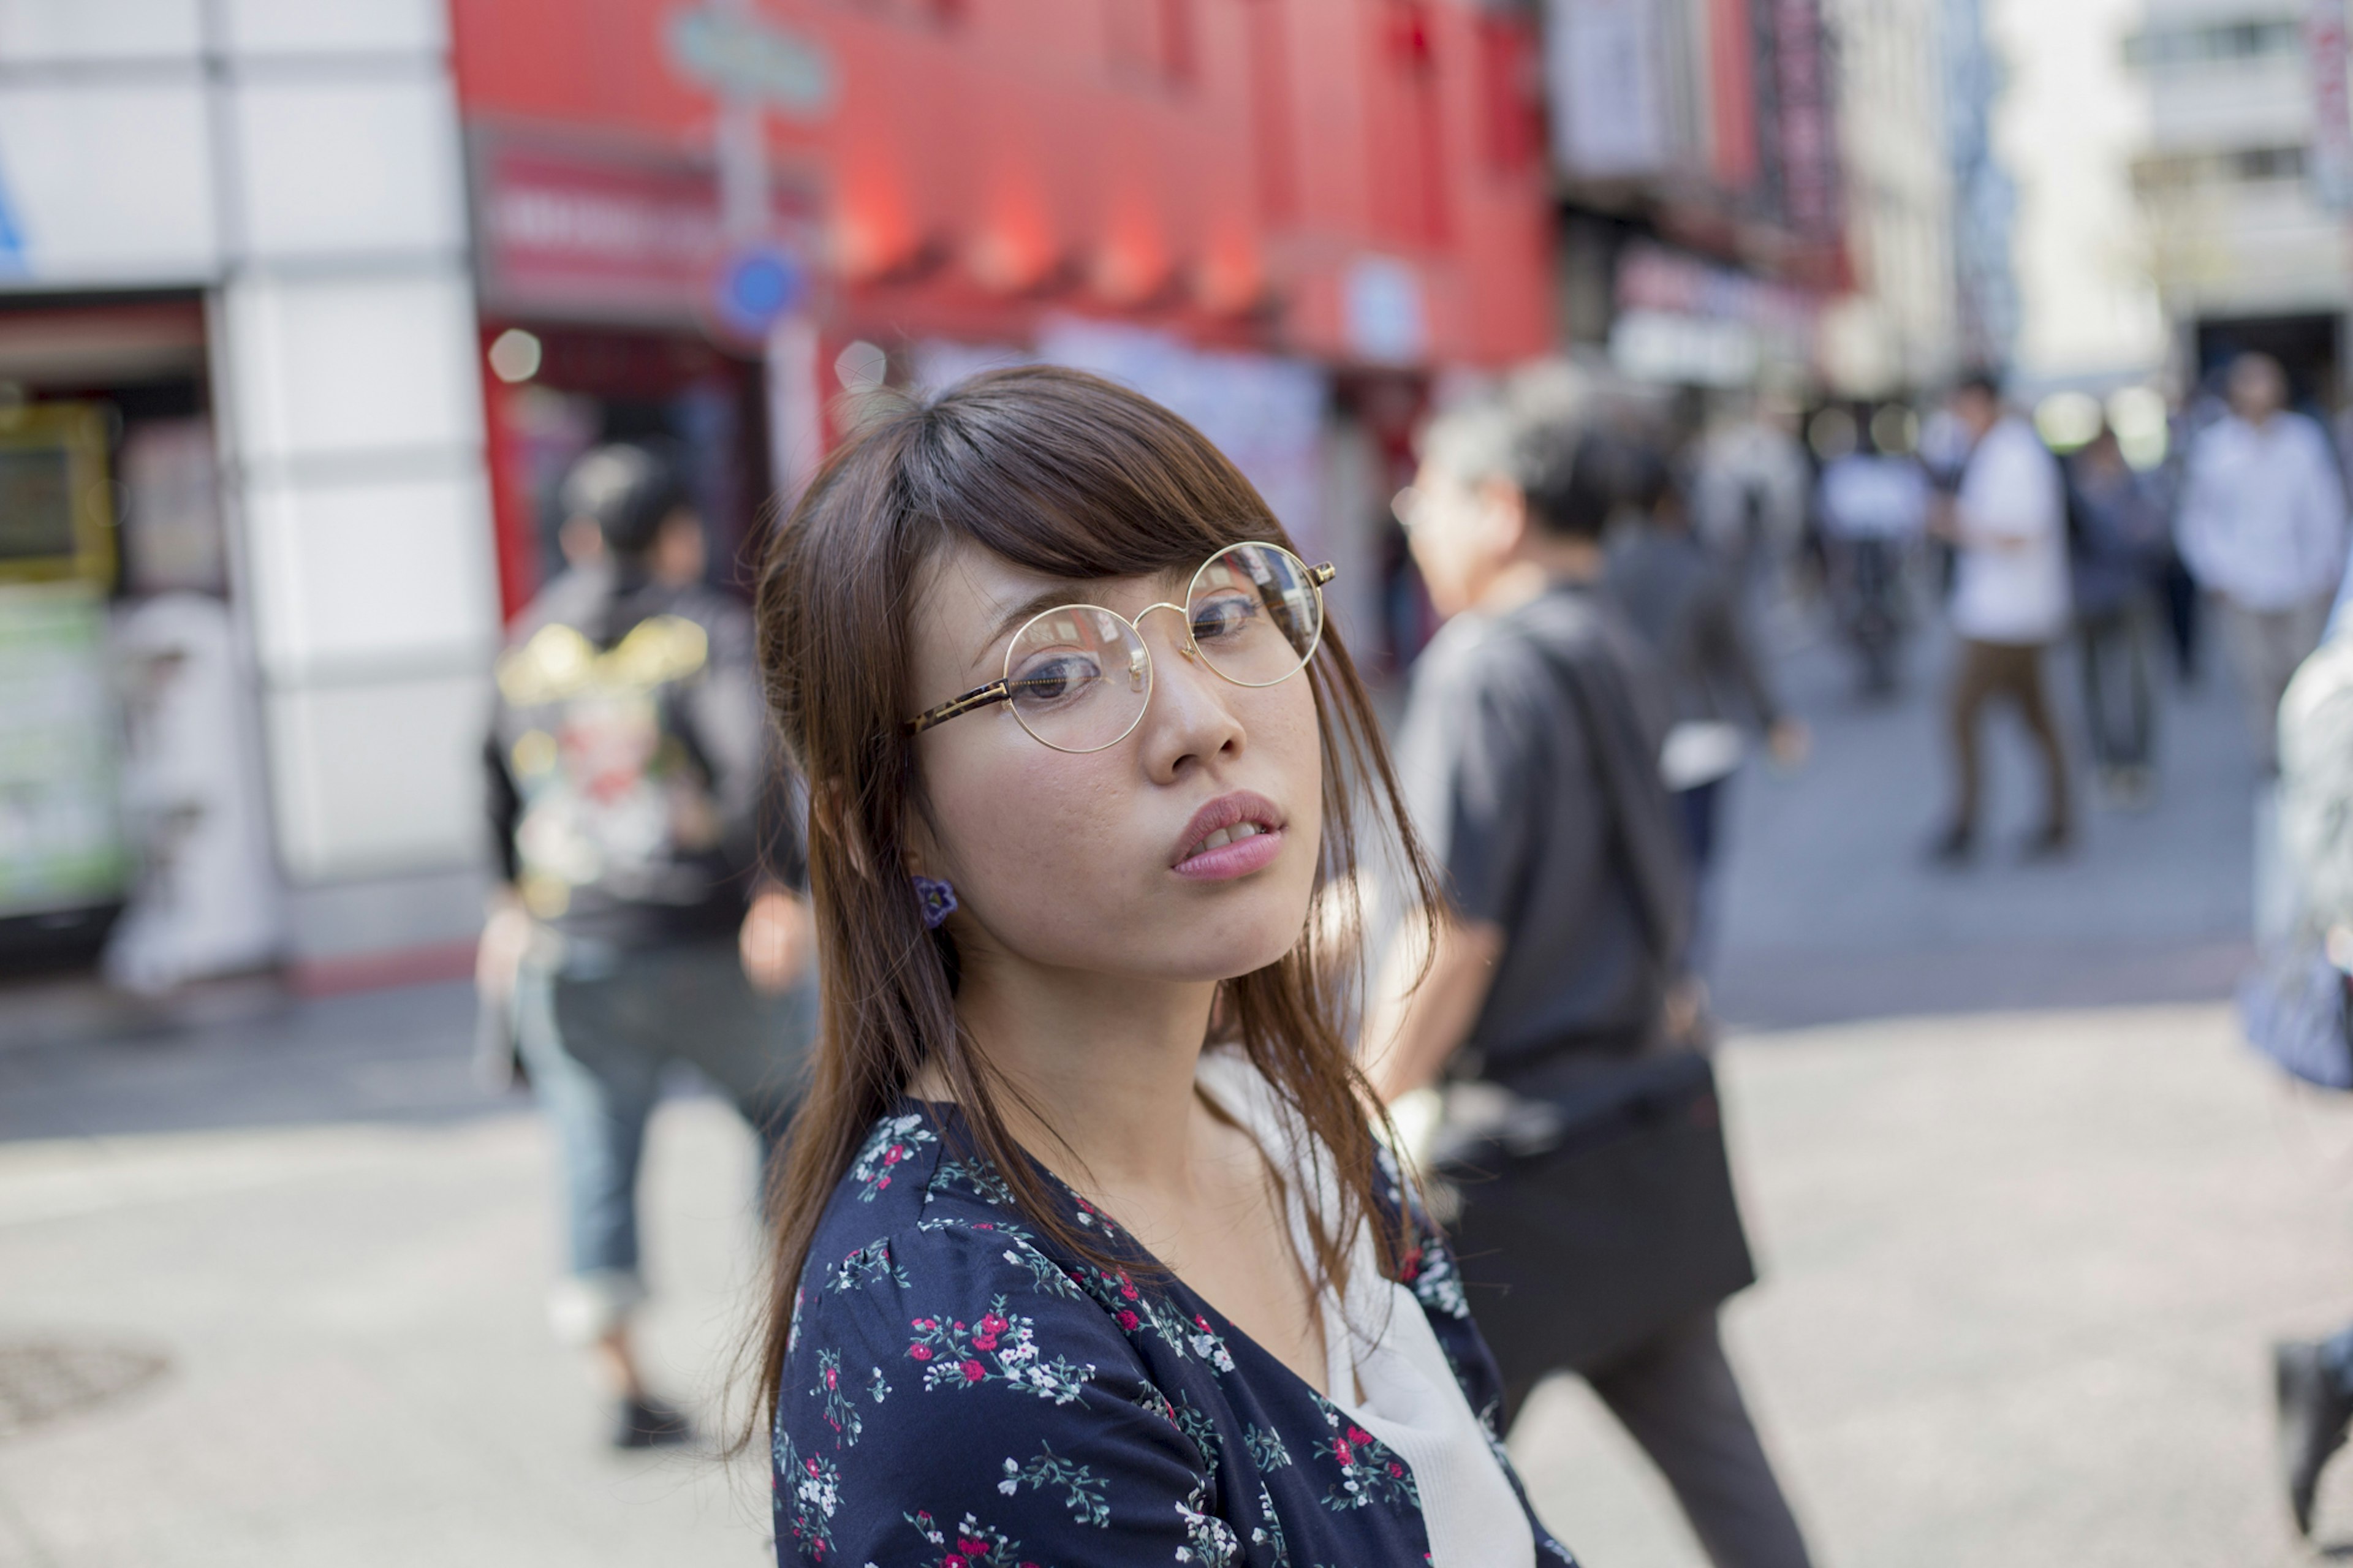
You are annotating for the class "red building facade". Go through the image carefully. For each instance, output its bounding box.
[448,0,1555,648]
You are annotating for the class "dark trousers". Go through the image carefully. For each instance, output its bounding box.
[1499,1312,1814,1568]
[1946,637,2071,838]
[1675,776,1729,972]
[2077,605,2154,772]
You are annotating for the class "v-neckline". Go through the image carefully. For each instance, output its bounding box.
[900,1093,1349,1405]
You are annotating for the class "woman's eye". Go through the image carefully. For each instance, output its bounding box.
[1010,654,1102,703]
[1191,593,1260,642]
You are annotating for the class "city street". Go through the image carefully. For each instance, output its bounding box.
[3,618,2350,1567]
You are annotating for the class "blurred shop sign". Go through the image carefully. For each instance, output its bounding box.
[471,132,819,327]
[664,4,837,120]
[708,241,809,341]
[1612,241,1817,385]
[1545,0,1673,178]
[1612,311,1757,387]
[1344,256,1429,365]
[1617,242,1816,343]
[2308,0,2353,210]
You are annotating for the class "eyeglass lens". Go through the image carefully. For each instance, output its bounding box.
[1002,543,1323,752]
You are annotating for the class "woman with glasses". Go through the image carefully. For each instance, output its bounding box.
[746,366,1569,1566]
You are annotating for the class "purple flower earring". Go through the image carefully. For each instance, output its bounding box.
[912,875,958,930]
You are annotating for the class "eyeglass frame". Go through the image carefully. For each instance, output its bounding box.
[903,544,1337,752]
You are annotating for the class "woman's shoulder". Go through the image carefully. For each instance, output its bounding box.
[787,1105,1143,1399]
[776,1111,1223,1566]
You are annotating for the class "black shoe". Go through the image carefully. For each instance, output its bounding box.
[613,1394,694,1450]
[1928,825,1974,866]
[2020,824,2073,863]
[2278,1340,2353,1536]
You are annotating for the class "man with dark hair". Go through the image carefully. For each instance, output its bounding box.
[1931,371,2073,862]
[1370,400,1814,1568]
[477,441,816,1448]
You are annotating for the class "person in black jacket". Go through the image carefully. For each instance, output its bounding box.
[477,442,815,1447]
[1369,401,1814,1568]
[1607,450,1806,957]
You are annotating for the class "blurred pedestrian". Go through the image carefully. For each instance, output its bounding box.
[1689,393,1811,619]
[1608,447,1807,960]
[478,442,816,1449]
[2178,352,2349,773]
[2067,425,2166,807]
[1371,400,1815,1568]
[1930,373,2074,864]
[2255,609,2353,1535]
[1815,405,1930,697]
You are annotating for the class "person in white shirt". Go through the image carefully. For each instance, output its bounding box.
[1816,413,1931,695]
[1931,373,2073,863]
[2179,353,2350,772]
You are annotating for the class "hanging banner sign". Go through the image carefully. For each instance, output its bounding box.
[2309,0,2353,210]
[1545,0,1672,178]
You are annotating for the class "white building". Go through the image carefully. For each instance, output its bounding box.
[0,0,497,983]
[1986,0,2169,393]
[2126,2,2351,399]
[1817,0,1965,394]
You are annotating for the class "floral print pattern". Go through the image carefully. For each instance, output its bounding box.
[771,1099,1574,1567]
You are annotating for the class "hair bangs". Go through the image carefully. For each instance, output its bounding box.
[893,366,1281,587]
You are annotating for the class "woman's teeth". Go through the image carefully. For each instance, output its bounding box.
[1192,822,1266,856]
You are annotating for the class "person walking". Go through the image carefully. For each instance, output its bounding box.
[2067,425,2166,806]
[2179,352,2349,773]
[748,368,1570,1566]
[1930,372,2074,864]
[1608,449,1806,957]
[1368,400,1814,1568]
[478,442,816,1448]
[1814,407,1930,697]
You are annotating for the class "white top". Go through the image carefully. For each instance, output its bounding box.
[1950,415,2071,645]
[1194,1049,1539,1568]
[2180,412,2349,612]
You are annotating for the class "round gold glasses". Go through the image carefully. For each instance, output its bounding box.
[904,541,1336,754]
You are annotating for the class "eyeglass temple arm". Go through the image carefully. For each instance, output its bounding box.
[906,679,1010,735]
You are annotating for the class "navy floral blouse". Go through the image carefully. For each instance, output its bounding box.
[770,1100,1575,1566]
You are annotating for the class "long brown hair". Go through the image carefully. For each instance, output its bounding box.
[745,365,1438,1441]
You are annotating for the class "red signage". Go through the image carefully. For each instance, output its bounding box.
[471,131,820,325]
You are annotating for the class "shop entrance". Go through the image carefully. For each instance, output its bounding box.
[480,324,773,621]
[2195,312,2342,411]
[0,294,262,978]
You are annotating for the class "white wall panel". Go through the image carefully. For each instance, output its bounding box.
[267,675,488,879]
[233,74,464,261]
[225,271,483,461]
[246,471,496,675]
[0,85,216,282]
[222,0,445,57]
[0,0,200,61]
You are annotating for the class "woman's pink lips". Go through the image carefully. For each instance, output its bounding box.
[1172,826,1286,881]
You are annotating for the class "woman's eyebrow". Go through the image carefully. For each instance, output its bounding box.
[969,567,1191,665]
[973,586,1093,665]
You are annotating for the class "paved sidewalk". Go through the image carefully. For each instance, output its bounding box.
[1514,1002,2353,1568]
[0,604,2318,1566]
[2,991,2346,1566]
